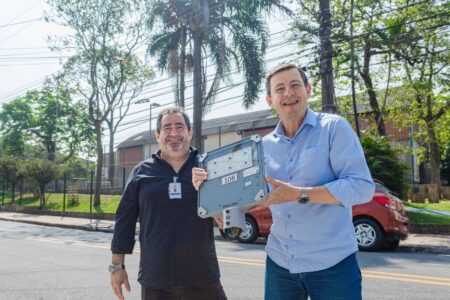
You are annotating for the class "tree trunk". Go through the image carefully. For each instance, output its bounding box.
[361,73,386,136]
[349,0,360,137]
[11,181,15,204]
[48,141,56,162]
[179,26,186,108]
[319,0,336,113]
[108,127,115,188]
[426,94,442,197]
[40,184,46,206]
[428,125,442,188]
[360,39,386,136]
[94,122,103,207]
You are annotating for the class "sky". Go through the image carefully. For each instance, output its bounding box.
[0,0,303,149]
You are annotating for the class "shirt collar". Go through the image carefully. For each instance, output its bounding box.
[273,107,317,139]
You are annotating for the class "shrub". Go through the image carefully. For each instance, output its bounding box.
[361,135,409,199]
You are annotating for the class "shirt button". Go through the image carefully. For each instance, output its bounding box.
[288,176,292,180]
[289,158,293,162]
[291,254,295,258]
[289,234,293,238]
[287,214,291,219]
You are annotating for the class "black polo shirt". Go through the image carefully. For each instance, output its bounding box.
[111,148,220,288]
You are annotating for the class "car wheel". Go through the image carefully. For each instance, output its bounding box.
[381,239,400,251]
[353,218,384,251]
[237,216,259,243]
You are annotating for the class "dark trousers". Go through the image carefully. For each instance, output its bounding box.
[141,281,227,300]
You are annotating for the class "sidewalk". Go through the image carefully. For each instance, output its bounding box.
[1,211,449,254]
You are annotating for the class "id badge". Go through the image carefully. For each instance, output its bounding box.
[169,177,182,199]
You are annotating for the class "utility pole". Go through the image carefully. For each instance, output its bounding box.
[136,98,160,158]
[319,0,336,114]
[350,0,360,137]
[192,0,209,152]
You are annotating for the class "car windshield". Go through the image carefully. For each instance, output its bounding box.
[375,182,390,194]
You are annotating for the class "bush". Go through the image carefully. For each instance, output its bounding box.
[361,135,409,199]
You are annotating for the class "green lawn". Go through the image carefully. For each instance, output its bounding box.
[407,211,450,225]
[2,193,450,224]
[1,193,120,213]
[404,200,450,212]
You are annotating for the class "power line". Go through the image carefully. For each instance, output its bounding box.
[0,18,43,29]
[2,0,43,26]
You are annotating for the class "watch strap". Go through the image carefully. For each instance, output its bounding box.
[109,264,125,273]
[298,187,309,204]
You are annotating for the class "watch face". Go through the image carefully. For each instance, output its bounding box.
[109,264,124,272]
[299,188,309,204]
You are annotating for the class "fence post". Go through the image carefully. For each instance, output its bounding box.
[63,174,66,212]
[89,170,94,216]
[122,168,126,192]
[19,178,23,206]
[4,179,8,206]
[1,178,4,206]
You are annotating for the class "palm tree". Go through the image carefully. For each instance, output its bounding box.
[147,0,192,108]
[147,0,291,151]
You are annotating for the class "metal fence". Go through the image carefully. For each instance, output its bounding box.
[0,167,130,214]
[1,165,449,225]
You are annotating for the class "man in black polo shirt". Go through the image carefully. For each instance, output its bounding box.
[110,108,226,300]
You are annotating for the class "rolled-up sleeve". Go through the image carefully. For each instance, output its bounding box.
[111,167,139,254]
[324,118,375,208]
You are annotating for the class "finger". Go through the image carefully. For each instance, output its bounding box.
[113,285,124,300]
[260,200,270,208]
[214,217,223,228]
[193,168,207,177]
[193,178,204,191]
[124,276,131,292]
[265,176,277,185]
[116,285,124,300]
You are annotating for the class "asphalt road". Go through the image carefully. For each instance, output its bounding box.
[0,220,449,300]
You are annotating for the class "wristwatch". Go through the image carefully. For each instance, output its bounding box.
[298,187,309,204]
[108,264,125,273]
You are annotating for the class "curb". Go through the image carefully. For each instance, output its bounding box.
[398,245,450,255]
[0,217,114,233]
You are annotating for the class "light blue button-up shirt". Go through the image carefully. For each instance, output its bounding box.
[263,108,375,273]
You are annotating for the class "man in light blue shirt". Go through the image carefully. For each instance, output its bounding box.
[261,64,375,300]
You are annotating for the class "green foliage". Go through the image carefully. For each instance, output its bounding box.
[0,130,25,157]
[292,0,449,186]
[361,135,409,198]
[63,158,91,179]
[0,155,24,204]
[0,87,95,162]
[48,0,153,121]
[21,159,62,206]
[21,159,62,187]
[147,0,291,111]
[0,155,23,184]
[47,0,155,205]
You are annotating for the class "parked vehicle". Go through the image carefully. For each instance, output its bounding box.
[220,180,410,251]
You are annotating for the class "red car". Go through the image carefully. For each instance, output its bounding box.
[220,180,410,251]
